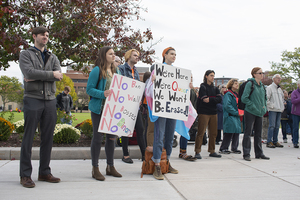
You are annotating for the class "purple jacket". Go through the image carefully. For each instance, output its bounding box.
[291,89,300,116]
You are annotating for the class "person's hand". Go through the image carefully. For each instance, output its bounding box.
[203,97,209,103]
[104,89,111,97]
[151,75,156,83]
[53,71,63,81]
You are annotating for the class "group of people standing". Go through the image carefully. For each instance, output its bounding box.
[18,26,298,188]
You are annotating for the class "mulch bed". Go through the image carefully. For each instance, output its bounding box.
[0,132,92,147]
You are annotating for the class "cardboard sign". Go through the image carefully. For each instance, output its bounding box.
[99,74,145,137]
[152,63,191,121]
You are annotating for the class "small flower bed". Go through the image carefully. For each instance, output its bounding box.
[0,117,14,141]
[76,119,93,138]
[53,124,81,144]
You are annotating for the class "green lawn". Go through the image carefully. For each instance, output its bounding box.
[5,112,91,127]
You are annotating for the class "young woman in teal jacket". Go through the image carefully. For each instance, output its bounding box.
[241,67,269,161]
[86,46,122,181]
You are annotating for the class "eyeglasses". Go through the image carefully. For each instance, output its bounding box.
[256,72,264,75]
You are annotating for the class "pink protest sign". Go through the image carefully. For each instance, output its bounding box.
[98,74,145,137]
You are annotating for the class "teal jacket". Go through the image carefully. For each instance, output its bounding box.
[86,66,120,115]
[241,78,267,117]
[223,90,241,134]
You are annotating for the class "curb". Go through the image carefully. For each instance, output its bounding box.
[0,146,142,160]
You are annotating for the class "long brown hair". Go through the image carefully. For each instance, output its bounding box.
[94,46,116,79]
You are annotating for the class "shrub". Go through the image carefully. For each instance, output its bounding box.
[56,109,76,125]
[14,119,25,134]
[0,117,14,141]
[79,119,93,138]
[53,124,81,144]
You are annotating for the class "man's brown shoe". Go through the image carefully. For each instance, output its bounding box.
[20,177,35,188]
[38,174,61,183]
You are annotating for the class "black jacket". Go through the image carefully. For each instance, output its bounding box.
[197,83,222,115]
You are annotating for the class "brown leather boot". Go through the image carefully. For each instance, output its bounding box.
[106,165,122,177]
[92,166,105,181]
[20,177,35,188]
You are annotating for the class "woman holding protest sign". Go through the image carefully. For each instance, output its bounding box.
[86,46,122,181]
[194,70,222,159]
[148,47,179,180]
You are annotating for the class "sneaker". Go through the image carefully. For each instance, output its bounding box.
[153,165,164,180]
[283,139,287,143]
[244,156,251,161]
[195,153,202,159]
[209,152,222,158]
[231,150,242,154]
[266,142,275,148]
[255,155,270,160]
[274,142,283,148]
[294,144,299,148]
[219,150,230,154]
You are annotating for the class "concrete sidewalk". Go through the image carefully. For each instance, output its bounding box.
[0,135,300,200]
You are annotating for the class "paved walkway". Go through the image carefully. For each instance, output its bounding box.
[0,135,299,200]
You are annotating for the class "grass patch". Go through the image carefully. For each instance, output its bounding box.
[10,112,91,127]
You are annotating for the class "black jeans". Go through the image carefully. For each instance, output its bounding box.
[242,110,264,158]
[121,110,146,158]
[220,133,239,151]
[20,97,56,177]
[91,112,115,166]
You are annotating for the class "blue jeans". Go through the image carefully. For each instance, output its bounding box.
[281,119,293,140]
[267,111,281,144]
[292,114,300,145]
[180,136,188,150]
[152,117,176,163]
[61,112,72,125]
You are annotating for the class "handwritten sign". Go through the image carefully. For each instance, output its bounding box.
[99,74,145,137]
[153,63,191,121]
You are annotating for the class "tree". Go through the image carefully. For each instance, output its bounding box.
[0,75,23,111]
[55,74,77,102]
[75,88,89,113]
[270,47,300,91]
[0,0,157,72]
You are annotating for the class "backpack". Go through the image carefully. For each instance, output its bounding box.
[141,149,169,178]
[238,80,254,110]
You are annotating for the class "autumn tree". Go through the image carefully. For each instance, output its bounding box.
[270,47,300,91]
[0,0,157,72]
[55,74,77,102]
[0,75,23,111]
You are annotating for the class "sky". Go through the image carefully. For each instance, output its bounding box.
[2,0,300,87]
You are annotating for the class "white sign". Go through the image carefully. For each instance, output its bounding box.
[152,63,191,121]
[99,74,145,137]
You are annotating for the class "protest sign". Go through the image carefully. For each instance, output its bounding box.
[99,74,145,137]
[152,63,191,121]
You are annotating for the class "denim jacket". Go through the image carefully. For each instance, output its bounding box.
[118,62,140,81]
